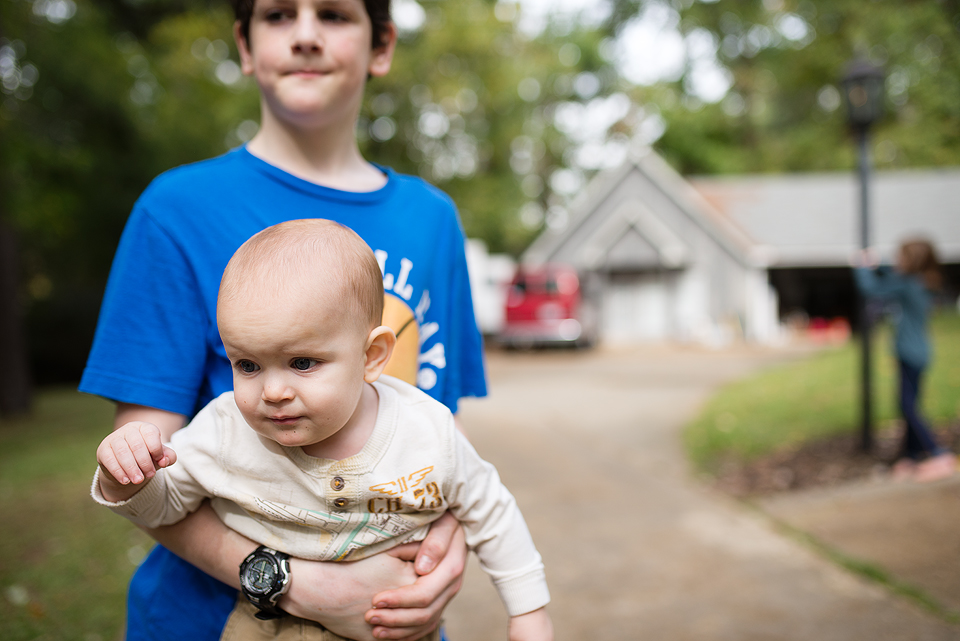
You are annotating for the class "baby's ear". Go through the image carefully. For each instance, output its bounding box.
[363,326,397,383]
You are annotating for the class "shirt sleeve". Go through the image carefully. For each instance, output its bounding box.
[854,266,909,301]
[80,204,211,416]
[445,431,549,616]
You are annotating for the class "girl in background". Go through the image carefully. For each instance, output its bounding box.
[855,239,956,483]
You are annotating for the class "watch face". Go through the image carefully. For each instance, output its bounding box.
[243,556,278,595]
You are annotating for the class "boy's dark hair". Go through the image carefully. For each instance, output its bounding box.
[232,0,392,50]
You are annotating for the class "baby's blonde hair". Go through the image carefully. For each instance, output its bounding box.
[219,219,384,331]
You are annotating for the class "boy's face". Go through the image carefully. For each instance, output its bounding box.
[236,0,395,130]
[219,286,373,450]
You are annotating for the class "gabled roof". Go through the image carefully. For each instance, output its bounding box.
[691,168,960,267]
[524,147,960,271]
[523,147,757,269]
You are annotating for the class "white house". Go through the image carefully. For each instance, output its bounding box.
[520,146,960,346]
[692,168,960,324]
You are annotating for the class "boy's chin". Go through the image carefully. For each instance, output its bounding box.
[264,94,361,130]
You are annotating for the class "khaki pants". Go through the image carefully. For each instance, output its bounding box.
[221,597,442,641]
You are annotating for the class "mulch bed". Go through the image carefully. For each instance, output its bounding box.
[710,422,960,498]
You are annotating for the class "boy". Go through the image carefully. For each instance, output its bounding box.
[80,0,484,638]
[93,220,554,641]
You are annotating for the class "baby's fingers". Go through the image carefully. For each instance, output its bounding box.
[97,443,133,485]
[138,423,176,468]
[157,444,177,469]
[124,426,163,481]
[111,439,150,484]
[97,437,148,486]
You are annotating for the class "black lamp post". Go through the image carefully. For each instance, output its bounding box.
[841,57,885,453]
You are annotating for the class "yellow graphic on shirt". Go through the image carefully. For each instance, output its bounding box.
[369,466,433,496]
[368,466,443,513]
[382,293,419,386]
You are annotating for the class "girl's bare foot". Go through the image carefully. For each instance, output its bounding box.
[890,458,916,482]
[913,453,957,483]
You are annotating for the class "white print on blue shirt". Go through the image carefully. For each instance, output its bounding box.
[375,250,446,391]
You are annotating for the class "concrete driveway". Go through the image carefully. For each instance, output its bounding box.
[443,345,958,641]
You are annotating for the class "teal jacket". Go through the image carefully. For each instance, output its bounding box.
[854,266,931,368]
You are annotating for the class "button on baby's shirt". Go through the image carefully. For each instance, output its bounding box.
[331,476,345,491]
[333,497,349,509]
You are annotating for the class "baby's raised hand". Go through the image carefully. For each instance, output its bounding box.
[508,608,553,641]
[97,421,177,502]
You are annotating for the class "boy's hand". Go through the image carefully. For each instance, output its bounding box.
[97,421,177,503]
[365,512,466,639]
[281,553,418,641]
[508,608,554,641]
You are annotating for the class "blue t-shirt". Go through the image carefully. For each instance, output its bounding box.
[81,147,487,640]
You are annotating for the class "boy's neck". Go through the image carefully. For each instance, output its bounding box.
[300,382,380,461]
[247,112,387,193]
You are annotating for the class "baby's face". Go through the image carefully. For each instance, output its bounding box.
[218,288,371,450]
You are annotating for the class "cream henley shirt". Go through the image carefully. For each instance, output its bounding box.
[92,375,549,616]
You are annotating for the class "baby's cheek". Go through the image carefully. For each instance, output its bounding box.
[233,390,258,418]
[233,378,256,398]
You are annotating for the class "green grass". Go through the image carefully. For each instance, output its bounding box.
[0,388,152,641]
[684,312,960,474]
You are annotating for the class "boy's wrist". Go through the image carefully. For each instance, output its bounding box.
[277,556,332,618]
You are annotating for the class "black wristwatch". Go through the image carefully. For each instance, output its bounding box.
[239,545,292,620]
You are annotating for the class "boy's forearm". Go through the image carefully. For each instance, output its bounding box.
[145,502,415,639]
[114,403,186,441]
[142,500,250,589]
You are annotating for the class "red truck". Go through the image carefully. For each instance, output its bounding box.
[498,263,597,349]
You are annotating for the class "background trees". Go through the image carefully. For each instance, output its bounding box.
[1,0,246,412]
[3,0,959,413]
[607,0,960,174]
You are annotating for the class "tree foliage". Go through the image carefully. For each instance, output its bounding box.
[361,1,624,255]
[614,0,960,175]
[1,0,253,394]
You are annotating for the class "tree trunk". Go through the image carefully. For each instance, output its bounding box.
[0,218,32,417]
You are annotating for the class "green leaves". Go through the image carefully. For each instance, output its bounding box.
[642,0,960,174]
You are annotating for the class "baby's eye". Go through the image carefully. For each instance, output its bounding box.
[236,360,259,374]
[291,358,317,371]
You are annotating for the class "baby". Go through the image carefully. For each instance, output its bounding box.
[92,219,552,641]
